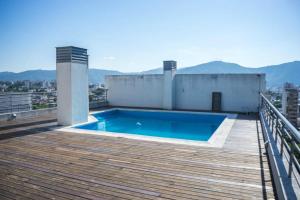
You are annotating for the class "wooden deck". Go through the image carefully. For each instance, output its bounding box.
[0,112,275,199]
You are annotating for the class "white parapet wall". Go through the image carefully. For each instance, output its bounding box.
[106,71,266,113]
[175,74,265,112]
[105,75,164,108]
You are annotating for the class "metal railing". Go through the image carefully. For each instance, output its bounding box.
[0,90,108,114]
[260,93,300,199]
[0,92,57,114]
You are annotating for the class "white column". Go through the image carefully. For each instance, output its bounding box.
[163,60,176,110]
[56,46,89,125]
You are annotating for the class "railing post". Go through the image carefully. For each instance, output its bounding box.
[267,106,271,125]
[260,93,263,111]
[288,138,296,177]
[271,112,275,134]
[275,117,279,143]
[9,94,13,113]
[280,125,285,157]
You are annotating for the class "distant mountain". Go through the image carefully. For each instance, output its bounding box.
[142,61,300,87]
[180,61,300,87]
[178,61,252,74]
[0,70,56,81]
[88,69,123,83]
[252,61,300,88]
[141,67,163,74]
[0,69,124,84]
[140,61,253,74]
[0,61,299,87]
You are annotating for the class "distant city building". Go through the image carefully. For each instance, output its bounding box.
[42,80,51,88]
[24,80,31,88]
[282,83,299,127]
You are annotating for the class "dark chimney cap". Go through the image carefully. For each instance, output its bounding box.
[163,60,177,71]
[56,46,88,64]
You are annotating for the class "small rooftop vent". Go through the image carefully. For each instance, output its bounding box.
[163,60,177,71]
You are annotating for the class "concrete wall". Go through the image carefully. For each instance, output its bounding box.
[71,62,89,123]
[56,62,71,125]
[106,73,266,113]
[105,75,164,108]
[175,74,265,112]
[56,62,89,125]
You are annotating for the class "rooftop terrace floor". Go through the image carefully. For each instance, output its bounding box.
[0,110,275,199]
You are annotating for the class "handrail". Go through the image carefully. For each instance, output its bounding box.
[260,92,300,199]
[0,91,108,114]
[260,93,300,142]
[0,92,56,114]
[0,91,57,96]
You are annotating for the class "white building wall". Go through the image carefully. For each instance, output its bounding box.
[57,62,89,125]
[56,62,72,125]
[106,73,265,113]
[71,63,89,123]
[175,74,265,112]
[105,75,164,108]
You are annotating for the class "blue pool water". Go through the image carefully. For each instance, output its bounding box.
[76,109,226,141]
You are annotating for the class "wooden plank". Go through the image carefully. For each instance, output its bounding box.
[0,112,275,199]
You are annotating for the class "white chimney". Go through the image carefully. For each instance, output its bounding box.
[56,46,89,125]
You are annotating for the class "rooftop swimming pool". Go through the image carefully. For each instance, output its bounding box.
[75,109,229,142]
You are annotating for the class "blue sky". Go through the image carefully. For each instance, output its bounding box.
[0,0,299,72]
